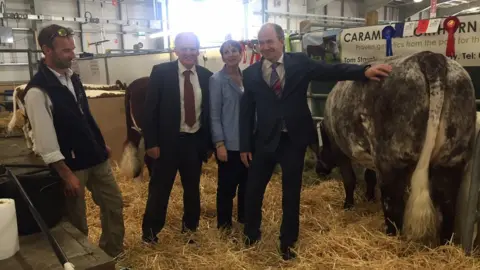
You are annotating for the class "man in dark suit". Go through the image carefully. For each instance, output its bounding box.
[239,23,392,260]
[141,32,214,244]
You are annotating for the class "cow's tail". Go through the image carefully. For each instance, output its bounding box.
[403,52,447,245]
[119,86,141,179]
[7,87,19,133]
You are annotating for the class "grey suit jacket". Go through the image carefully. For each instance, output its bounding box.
[209,65,244,151]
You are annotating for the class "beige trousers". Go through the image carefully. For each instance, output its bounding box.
[65,160,125,258]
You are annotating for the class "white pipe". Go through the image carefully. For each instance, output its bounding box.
[260,10,391,23]
[100,2,105,53]
[257,10,365,22]
[63,262,75,270]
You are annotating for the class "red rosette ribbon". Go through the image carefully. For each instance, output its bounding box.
[443,16,460,57]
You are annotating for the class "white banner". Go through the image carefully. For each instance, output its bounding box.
[339,14,480,67]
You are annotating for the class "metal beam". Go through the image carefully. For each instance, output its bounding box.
[0,12,162,29]
[258,10,392,23]
[436,0,480,17]
[362,0,394,14]
[403,0,451,18]
[301,21,363,30]
[81,0,153,4]
[28,0,42,74]
[312,0,335,7]
[117,2,125,50]
[76,0,84,52]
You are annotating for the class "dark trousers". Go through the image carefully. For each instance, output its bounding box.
[216,150,248,229]
[141,133,203,242]
[243,132,306,247]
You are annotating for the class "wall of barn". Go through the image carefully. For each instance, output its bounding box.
[247,0,400,35]
[0,0,401,83]
[0,0,154,83]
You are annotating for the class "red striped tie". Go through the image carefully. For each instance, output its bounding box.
[270,63,282,96]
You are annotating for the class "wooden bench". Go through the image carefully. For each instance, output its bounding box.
[0,221,116,270]
[0,136,116,270]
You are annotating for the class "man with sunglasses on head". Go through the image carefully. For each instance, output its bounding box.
[20,24,125,258]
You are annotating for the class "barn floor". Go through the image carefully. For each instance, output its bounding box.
[84,155,480,270]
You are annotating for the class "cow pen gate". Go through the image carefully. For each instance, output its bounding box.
[463,128,480,255]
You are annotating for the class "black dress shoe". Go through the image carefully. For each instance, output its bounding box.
[280,244,297,260]
[237,217,245,224]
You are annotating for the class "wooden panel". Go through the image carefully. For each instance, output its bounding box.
[88,96,126,164]
[0,222,115,270]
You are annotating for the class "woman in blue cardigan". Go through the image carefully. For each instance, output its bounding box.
[209,40,247,232]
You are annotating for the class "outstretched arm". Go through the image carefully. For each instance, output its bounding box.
[305,54,392,82]
[306,56,369,82]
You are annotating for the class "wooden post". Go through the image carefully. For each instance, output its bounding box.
[365,10,378,26]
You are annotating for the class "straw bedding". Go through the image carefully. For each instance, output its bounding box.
[85,152,480,270]
[0,111,23,135]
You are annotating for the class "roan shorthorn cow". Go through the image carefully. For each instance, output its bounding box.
[315,51,477,247]
[119,76,154,182]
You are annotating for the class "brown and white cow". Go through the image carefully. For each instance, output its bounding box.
[7,81,127,157]
[315,51,477,247]
[118,77,154,182]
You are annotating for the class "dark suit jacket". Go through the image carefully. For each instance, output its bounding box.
[239,52,369,153]
[143,60,214,161]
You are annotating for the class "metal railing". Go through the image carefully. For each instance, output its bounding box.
[0,49,43,79]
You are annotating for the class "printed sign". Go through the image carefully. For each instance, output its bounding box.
[339,14,480,67]
[430,0,437,18]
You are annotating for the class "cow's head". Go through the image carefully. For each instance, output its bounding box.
[315,119,337,177]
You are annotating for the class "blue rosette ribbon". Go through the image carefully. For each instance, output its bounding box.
[382,25,396,57]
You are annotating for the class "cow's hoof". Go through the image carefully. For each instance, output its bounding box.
[385,226,397,236]
[365,193,376,202]
[343,202,354,210]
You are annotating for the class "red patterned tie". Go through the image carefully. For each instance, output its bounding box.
[183,70,196,127]
[270,63,282,97]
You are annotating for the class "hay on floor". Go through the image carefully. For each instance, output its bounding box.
[0,110,23,135]
[85,158,480,270]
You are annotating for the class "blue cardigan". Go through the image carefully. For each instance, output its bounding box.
[209,66,244,151]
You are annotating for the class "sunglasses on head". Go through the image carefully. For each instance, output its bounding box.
[50,27,75,40]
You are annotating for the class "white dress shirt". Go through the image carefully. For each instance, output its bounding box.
[178,61,202,133]
[262,53,285,89]
[24,67,75,164]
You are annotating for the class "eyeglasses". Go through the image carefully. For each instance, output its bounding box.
[49,27,75,41]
